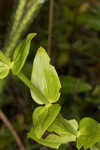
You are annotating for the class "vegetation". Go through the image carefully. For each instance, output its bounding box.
[0,0,100,150]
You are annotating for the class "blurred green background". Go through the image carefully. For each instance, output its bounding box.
[0,0,100,149]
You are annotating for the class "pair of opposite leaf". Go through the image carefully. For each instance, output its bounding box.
[29,111,100,149]
[0,33,36,79]
[27,36,100,149]
[1,34,100,149]
[0,33,77,148]
[0,33,69,147]
[0,33,61,105]
[5,33,77,148]
[27,43,78,148]
[28,107,78,149]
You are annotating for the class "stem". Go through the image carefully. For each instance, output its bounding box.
[0,110,26,150]
[5,0,46,57]
[68,1,81,41]
[48,0,54,56]
[17,72,49,104]
[9,0,27,40]
[4,0,27,55]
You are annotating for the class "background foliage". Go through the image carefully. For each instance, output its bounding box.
[0,0,100,150]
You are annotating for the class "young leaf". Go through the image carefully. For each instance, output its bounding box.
[32,104,61,138]
[12,33,37,75]
[48,114,78,136]
[0,62,9,79]
[77,117,100,150]
[31,47,61,104]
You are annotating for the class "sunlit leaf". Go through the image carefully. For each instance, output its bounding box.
[12,33,37,75]
[33,104,61,138]
[77,117,100,150]
[31,47,61,104]
[28,127,61,149]
[48,114,78,137]
[0,62,9,79]
[91,142,100,150]
[0,50,10,65]
[28,124,75,149]
[45,134,75,144]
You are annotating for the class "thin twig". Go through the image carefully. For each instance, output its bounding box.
[48,0,54,56]
[0,110,26,150]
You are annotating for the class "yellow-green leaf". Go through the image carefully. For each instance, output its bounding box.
[0,62,9,79]
[31,47,61,104]
[28,112,77,149]
[12,33,37,75]
[28,122,76,149]
[48,114,78,136]
[77,117,100,150]
[44,134,76,144]
[0,50,10,65]
[33,104,61,138]
[28,127,61,149]
[91,142,100,150]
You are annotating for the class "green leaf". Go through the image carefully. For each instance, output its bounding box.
[32,104,61,138]
[31,47,61,104]
[77,117,100,150]
[44,134,76,144]
[60,76,92,94]
[28,127,61,149]
[91,142,100,150]
[28,126,75,149]
[58,145,66,150]
[0,62,9,79]
[48,114,78,137]
[87,16,100,31]
[12,33,37,75]
[28,113,77,149]
[0,50,10,65]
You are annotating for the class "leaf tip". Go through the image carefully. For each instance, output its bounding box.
[27,33,37,41]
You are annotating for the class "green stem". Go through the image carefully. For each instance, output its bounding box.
[4,0,27,55]
[48,0,54,56]
[5,0,46,57]
[17,72,49,104]
[9,0,27,40]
